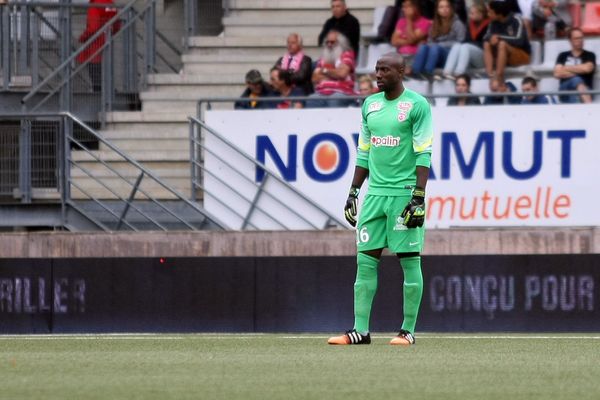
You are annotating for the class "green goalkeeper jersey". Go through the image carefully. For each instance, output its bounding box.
[356,88,433,196]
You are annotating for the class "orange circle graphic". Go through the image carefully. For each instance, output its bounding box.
[315,143,338,171]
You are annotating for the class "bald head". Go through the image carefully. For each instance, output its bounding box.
[375,52,406,95]
[379,52,406,73]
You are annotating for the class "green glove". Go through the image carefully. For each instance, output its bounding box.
[401,187,425,228]
[344,186,360,227]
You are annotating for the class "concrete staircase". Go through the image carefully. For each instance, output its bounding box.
[72,0,394,201]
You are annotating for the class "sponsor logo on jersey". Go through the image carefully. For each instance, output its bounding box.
[368,101,383,113]
[397,101,413,111]
[397,102,412,122]
[371,135,400,147]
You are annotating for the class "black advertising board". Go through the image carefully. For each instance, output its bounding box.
[0,255,598,333]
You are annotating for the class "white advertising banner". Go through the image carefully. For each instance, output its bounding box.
[205,105,598,229]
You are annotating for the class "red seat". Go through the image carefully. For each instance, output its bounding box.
[570,1,582,28]
[582,2,600,34]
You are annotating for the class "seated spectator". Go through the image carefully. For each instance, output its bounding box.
[391,0,432,73]
[307,30,357,108]
[376,0,403,44]
[447,73,481,105]
[358,75,377,96]
[318,0,360,56]
[553,28,595,103]
[517,0,535,38]
[521,76,555,104]
[420,0,467,23]
[483,0,531,83]
[274,33,314,95]
[234,69,277,110]
[411,0,466,80]
[443,1,490,79]
[269,67,304,109]
[532,0,571,39]
[483,77,520,104]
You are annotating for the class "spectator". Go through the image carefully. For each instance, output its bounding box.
[269,67,304,109]
[483,0,531,84]
[483,77,520,104]
[532,0,571,39]
[376,0,403,44]
[517,0,535,38]
[274,33,314,95]
[234,69,277,110]
[419,0,467,23]
[77,0,120,92]
[553,28,596,104]
[442,1,490,79]
[447,73,481,105]
[307,30,357,108]
[358,75,377,96]
[521,76,555,104]
[318,0,361,56]
[391,0,432,73]
[411,0,466,80]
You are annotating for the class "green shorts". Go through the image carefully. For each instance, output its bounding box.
[356,194,425,254]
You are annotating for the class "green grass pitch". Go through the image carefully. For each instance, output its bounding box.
[1,333,599,400]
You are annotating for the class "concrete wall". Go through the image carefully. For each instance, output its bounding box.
[1,227,599,258]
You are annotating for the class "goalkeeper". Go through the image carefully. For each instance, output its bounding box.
[328,52,433,346]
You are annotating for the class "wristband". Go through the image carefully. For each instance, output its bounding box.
[412,187,425,198]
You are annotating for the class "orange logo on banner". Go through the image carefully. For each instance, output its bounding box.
[315,143,338,171]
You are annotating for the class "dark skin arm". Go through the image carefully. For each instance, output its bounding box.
[349,166,369,189]
[415,165,429,191]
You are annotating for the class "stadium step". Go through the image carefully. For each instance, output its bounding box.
[182,61,275,75]
[88,0,388,203]
[139,92,236,114]
[222,10,374,27]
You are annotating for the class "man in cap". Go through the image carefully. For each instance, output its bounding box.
[234,69,277,109]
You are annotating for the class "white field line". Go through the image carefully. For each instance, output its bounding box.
[1,334,600,340]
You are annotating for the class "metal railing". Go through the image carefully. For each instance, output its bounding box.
[195,89,600,114]
[0,112,226,231]
[189,116,346,230]
[11,0,181,127]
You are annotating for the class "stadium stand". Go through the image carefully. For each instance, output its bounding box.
[2,0,600,228]
[360,5,388,42]
[355,42,396,75]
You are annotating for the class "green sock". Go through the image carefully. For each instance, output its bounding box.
[400,256,423,334]
[353,252,379,334]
